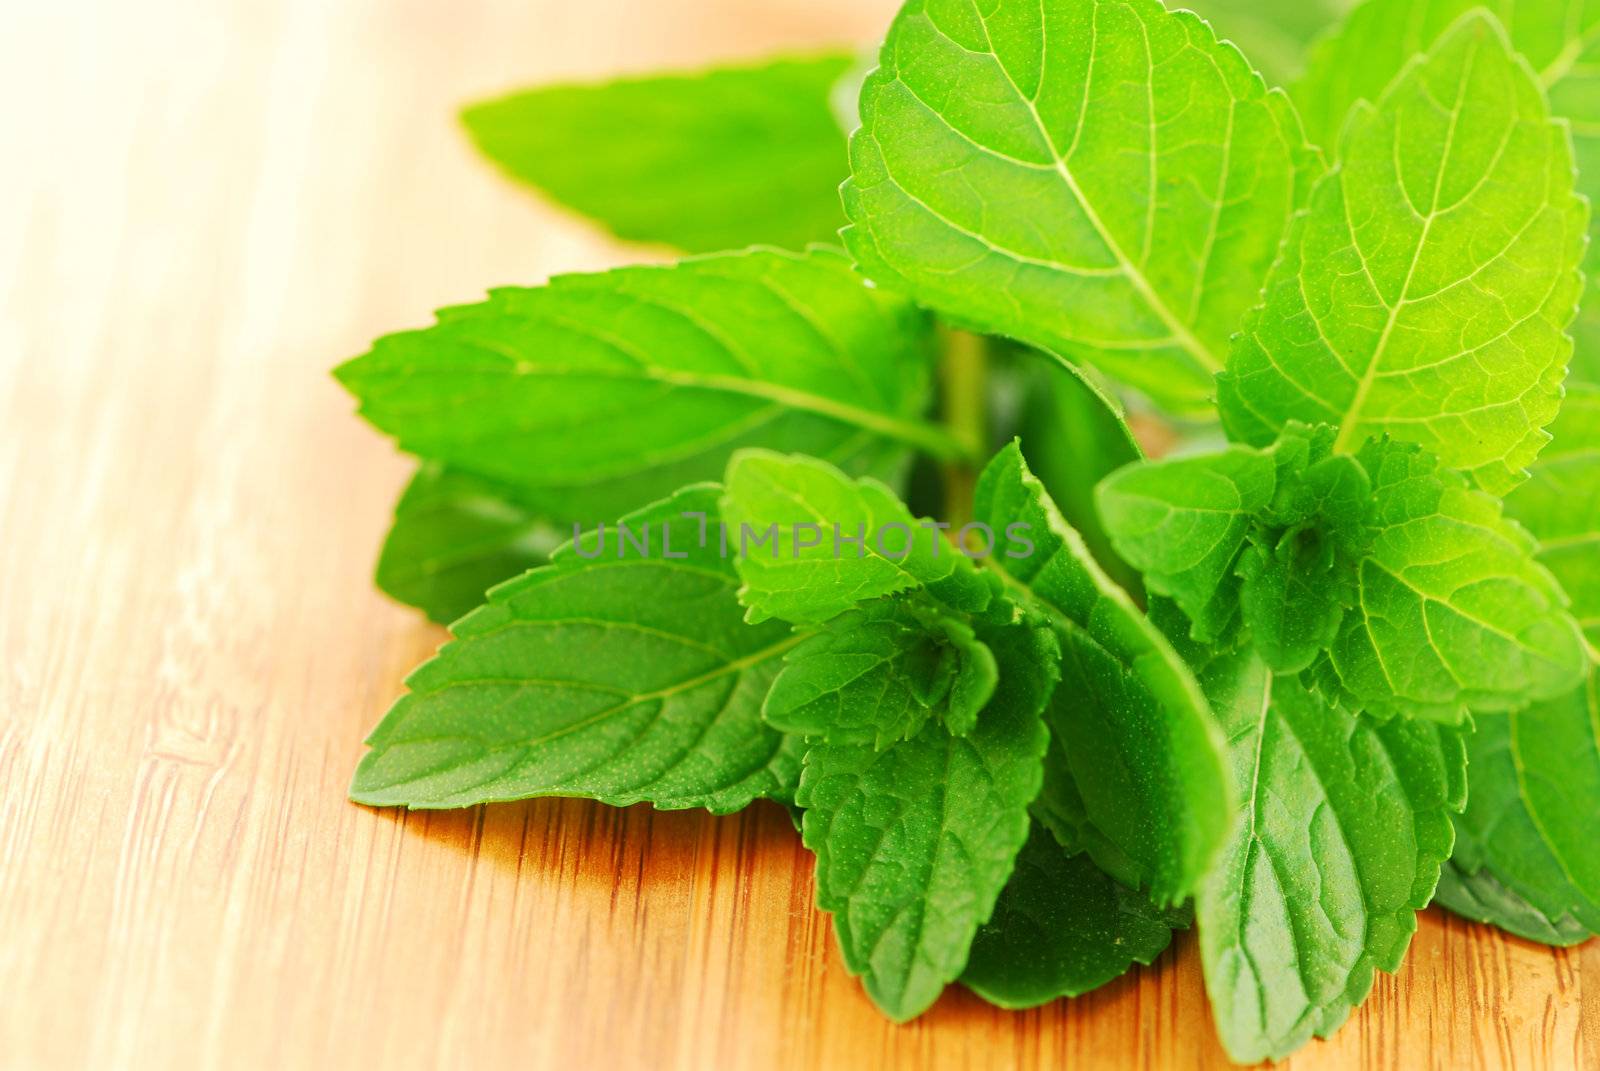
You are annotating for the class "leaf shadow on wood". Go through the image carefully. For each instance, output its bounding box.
[362,793,809,894]
[359,791,1208,1044]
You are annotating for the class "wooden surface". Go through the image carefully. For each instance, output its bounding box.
[1,1,1594,1068]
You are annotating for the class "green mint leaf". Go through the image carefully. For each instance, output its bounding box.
[1504,383,1600,652]
[762,599,998,747]
[1436,860,1595,947]
[1231,430,1363,671]
[1258,425,1374,545]
[1220,13,1589,496]
[840,0,1318,412]
[1236,527,1351,672]
[1294,0,1594,147]
[720,450,994,625]
[1439,390,1600,945]
[1095,445,1277,643]
[798,620,1056,1021]
[336,247,956,523]
[976,442,1231,904]
[1100,425,1586,716]
[998,352,1145,593]
[960,824,1185,1008]
[1029,730,1093,849]
[1295,0,1600,388]
[1327,438,1586,720]
[350,487,802,812]
[1027,726,1146,890]
[1193,650,1466,1063]
[1440,666,1600,943]
[375,462,562,625]
[462,54,854,253]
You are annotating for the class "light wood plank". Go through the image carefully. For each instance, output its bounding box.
[0,1,1587,1068]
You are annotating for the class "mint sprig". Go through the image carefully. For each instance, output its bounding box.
[340,1,1600,1059]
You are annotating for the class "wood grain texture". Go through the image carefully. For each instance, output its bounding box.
[0,0,1591,1068]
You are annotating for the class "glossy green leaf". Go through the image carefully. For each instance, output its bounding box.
[762,598,998,747]
[1327,438,1587,721]
[1101,425,1586,719]
[1442,392,1600,944]
[1026,719,1144,892]
[1294,0,1600,391]
[1236,526,1350,673]
[1095,446,1277,643]
[798,621,1056,1021]
[350,487,803,812]
[721,449,994,626]
[1221,13,1588,496]
[1029,730,1090,849]
[961,823,1184,1008]
[976,442,1231,904]
[1442,667,1600,943]
[1299,0,1600,391]
[1295,0,1597,142]
[1259,428,1374,548]
[998,350,1144,592]
[337,247,953,523]
[375,463,562,625]
[1435,860,1594,947]
[463,54,853,253]
[1193,649,1466,1063]
[1504,384,1600,652]
[841,0,1317,412]
[1228,429,1364,670]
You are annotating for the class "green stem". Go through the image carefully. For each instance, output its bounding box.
[939,329,987,531]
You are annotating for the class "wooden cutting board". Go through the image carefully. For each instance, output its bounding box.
[1,0,1591,1066]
